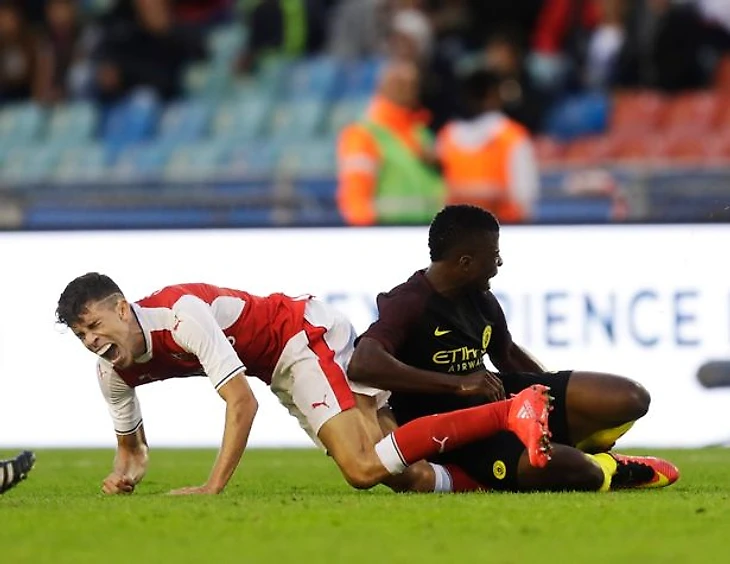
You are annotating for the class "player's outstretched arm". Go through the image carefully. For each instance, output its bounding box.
[102,425,149,495]
[350,337,504,400]
[169,373,257,495]
[491,342,548,373]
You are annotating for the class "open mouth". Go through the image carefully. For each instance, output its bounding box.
[97,343,119,363]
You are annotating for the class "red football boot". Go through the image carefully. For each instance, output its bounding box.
[610,453,680,489]
[507,385,552,468]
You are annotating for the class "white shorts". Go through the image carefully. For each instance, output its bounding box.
[270,299,390,449]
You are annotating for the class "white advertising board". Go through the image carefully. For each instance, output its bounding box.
[0,225,728,449]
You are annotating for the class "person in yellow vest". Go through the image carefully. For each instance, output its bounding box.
[437,66,539,223]
[336,60,445,226]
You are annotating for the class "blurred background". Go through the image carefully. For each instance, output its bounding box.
[0,0,728,229]
[2,0,730,449]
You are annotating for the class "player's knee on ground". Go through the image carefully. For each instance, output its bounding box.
[518,446,604,491]
[333,451,388,490]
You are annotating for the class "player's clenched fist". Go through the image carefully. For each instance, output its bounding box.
[456,369,505,402]
[101,473,135,494]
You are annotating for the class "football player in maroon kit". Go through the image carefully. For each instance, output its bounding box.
[350,205,679,492]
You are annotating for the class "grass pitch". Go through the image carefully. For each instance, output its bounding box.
[1,448,728,563]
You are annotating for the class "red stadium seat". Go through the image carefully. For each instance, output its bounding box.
[660,92,722,137]
[562,135,616,165]
[611,133,666,164]
[532,135,565,166]
[610,91,668,135]
[700,134,730,165]
[656,135,706,164]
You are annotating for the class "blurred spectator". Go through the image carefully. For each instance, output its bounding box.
[327,0,389,59]
[239,0,327,74]
[695,0,730,51]
[0,1,42,102]
[480,30,545,132]
[462,0,542,51]
[528,0,601,93]
[436,66,539,223]
[584,0,627,89]
[94,0,205,102]
[614,0,708,92]
[173,0,234,29]
[336,59,444,225]
[36,0,90,104]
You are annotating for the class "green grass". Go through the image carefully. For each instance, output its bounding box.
[1,448,728,563]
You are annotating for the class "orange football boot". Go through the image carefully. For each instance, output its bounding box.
[610,453,680,489]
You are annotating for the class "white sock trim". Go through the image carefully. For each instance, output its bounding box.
[429,463,453,493]
[375,434,407,475]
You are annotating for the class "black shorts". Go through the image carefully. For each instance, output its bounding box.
[434,370,573,492]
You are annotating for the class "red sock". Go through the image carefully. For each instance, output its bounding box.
[444,464,487,492]
[391,400,511,466]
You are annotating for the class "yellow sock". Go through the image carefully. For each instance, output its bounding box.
[576,421,636,453]
[586,453,618,492]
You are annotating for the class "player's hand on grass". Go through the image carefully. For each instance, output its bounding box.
[168,484,220,495]
[457,369,505,402]
[101,473,135,494]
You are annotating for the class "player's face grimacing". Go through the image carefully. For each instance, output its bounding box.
[71,295,138,369]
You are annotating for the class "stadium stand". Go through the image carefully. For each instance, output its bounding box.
[0,1,729,229]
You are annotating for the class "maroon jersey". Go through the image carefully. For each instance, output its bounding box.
[358,270,512,422]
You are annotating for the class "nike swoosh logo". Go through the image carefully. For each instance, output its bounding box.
[434,327,452,336]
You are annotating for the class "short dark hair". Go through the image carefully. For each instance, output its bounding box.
[56,273,123,327]
[428,205,500,261]
[460,66,502,114]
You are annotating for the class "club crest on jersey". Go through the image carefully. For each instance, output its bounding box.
[482,325,492,350]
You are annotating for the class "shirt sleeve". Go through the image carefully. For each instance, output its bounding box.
[97,360,143,436]
[170,295,246,391]
[358,289,423,354]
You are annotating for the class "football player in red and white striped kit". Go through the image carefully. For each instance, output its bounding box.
[56,273,552,495]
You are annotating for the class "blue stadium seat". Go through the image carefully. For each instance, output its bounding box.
[47,102,98,146]
[336,57,384,98]
[212,96,272,141]
[327,96,369,135]
[543,92,610,141]
[157,100,213,145]
[208,24,247,65]
[291,206,344,227]
[102,91,161,157]
[269,99,328,141]
[54,144,108,182]
[282,56,340,100]
[0,145,61,184]
[0,103,45,147]
[278,138,337,178]
[534,197,614,223]
[25,208,218,229]
[183,61,232,100]
[223,141,280,178]
[111,142,172,180]
[254,56,292,98]
[164,141,228,181]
